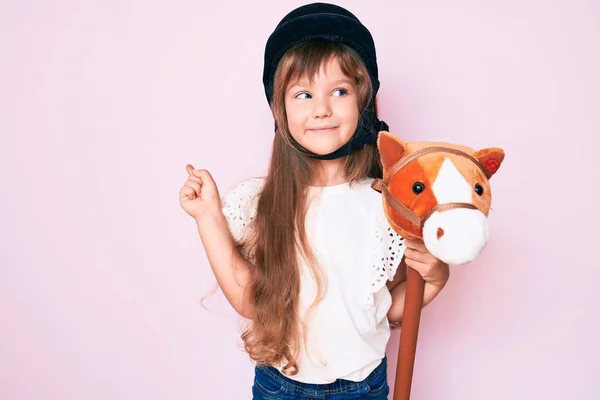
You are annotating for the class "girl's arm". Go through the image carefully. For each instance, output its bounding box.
[386,258,407,329]
[180,166,258,319]
[386,276,445,327]
[196,209,255,319]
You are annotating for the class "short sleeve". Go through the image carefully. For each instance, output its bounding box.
[369,206,406,298]
[220,177,265,243]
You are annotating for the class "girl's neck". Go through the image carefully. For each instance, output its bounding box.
[312,158,348,187]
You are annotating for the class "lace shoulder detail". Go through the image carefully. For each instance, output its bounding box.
[369,208,406,300]
[220,177,265,243]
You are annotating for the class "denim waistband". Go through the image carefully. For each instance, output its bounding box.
[255,357,387,396]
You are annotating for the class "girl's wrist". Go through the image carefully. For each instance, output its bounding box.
[195,206,225,230]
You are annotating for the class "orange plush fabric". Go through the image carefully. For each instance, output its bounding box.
[374,131,505,265]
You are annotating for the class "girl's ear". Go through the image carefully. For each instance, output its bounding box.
[377,131,407,172]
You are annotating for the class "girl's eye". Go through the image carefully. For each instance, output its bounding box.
[296,92,312,99]
[333,88,348,96]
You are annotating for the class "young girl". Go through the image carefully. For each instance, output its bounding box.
[179,3,449,399]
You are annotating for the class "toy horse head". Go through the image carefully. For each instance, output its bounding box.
[373,132,505,265]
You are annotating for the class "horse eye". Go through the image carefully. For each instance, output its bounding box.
[474,183,484,196]
[412,182,425,194]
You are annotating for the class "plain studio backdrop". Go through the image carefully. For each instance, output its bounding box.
[1,0,599,399]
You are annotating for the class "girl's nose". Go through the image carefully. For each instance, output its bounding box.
[312,97,332,118]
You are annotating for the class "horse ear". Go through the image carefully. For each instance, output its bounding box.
[377,131,407,173]
[474,147,505,178]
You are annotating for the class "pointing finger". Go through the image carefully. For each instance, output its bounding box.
[186,164,195,176]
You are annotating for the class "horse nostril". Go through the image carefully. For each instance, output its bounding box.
[437,227,445,240]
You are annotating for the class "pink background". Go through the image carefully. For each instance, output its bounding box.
[1,0,599,399]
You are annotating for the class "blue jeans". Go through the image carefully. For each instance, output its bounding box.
[252,357,389,399]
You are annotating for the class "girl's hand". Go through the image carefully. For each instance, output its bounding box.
[403,239,450,288]
[179,164,222,223]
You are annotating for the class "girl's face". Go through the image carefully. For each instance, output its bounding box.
[284,57,359,156]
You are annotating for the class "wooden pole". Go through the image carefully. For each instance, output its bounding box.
[393,267,425,400]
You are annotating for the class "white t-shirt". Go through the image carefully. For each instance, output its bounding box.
[220,177,406,384]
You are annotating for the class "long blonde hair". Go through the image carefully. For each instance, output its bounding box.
[240,39,383,374]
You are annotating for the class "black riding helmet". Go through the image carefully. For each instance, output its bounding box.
[262,2,388,160]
